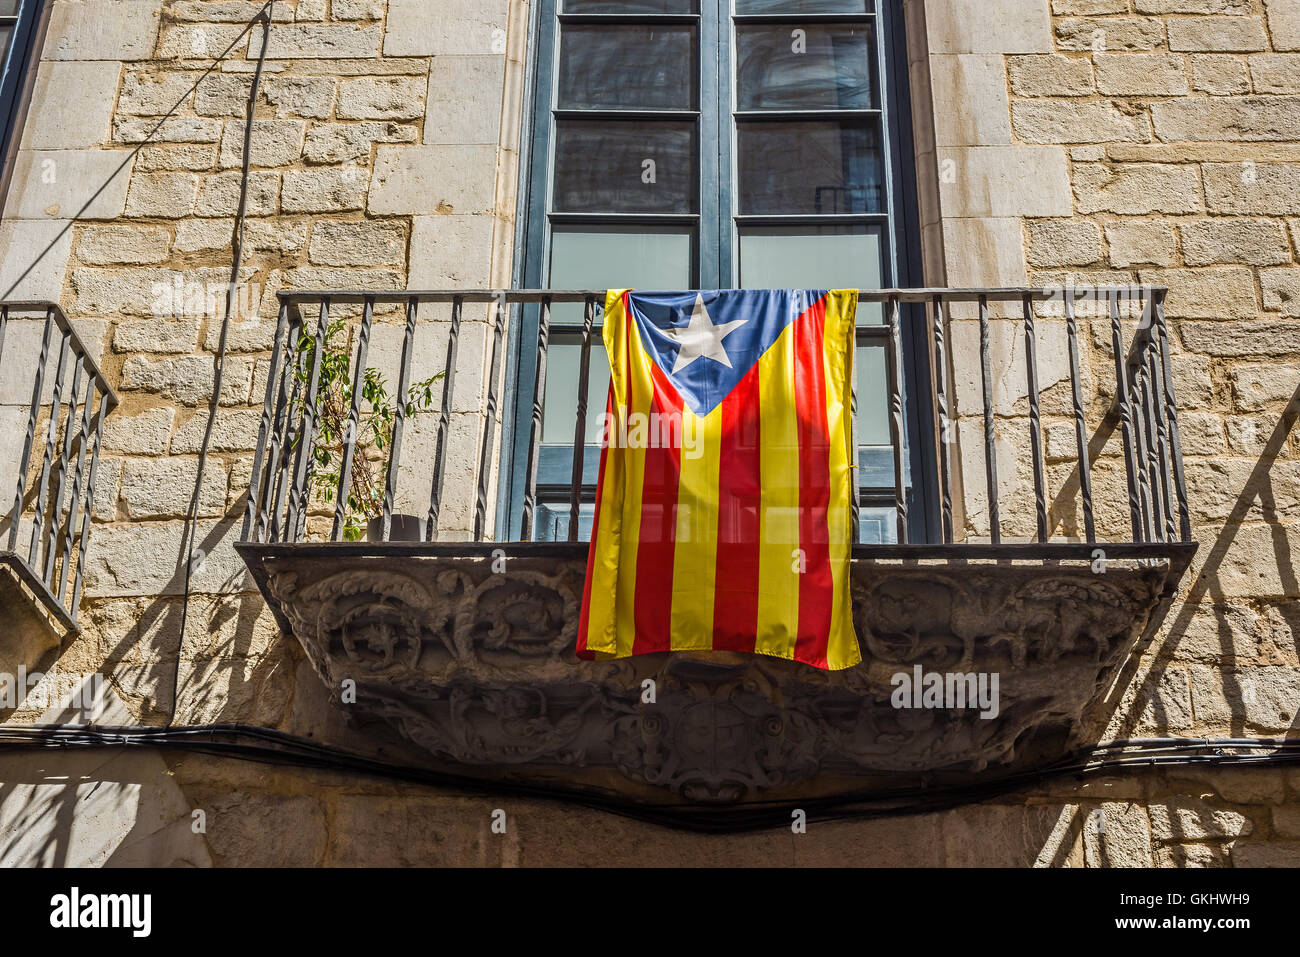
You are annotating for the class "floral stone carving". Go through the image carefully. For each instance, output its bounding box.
[241,543,1181,806]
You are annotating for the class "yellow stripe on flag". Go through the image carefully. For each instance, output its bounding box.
[669,405,722,650]
[822,290,861,670]
[755,320,802,659]
[582,290,645,658]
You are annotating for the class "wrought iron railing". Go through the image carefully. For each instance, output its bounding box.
[240,286,1191,553]
[0,303,118,630]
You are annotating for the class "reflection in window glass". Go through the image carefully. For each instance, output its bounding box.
[737,120,882,215]
[533,503,596,544]
[738,225,885,323]
[857,507,897,545]
[559,25,697,111]
[553,121,698,214]
[736,24,874,111]
[735,0,871,13]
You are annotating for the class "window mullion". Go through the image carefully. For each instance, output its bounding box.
[699,0,723,289]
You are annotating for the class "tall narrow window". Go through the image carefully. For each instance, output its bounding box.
[509,0,928,543]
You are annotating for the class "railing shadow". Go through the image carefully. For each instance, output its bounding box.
[1101,384,1300,740]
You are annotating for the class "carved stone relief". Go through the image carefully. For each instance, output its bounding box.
[255,548,1172,805]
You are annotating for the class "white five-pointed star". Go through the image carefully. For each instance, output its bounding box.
[666,293,747,373]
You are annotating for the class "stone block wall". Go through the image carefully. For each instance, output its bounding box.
[0,0,527,728]
[0,0,1296,866]
[898,0,1300,862]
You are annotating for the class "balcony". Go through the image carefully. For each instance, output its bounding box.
[235,286,1196,807]
[0,303,117,672]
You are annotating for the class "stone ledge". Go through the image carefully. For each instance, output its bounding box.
[0,553,73,680]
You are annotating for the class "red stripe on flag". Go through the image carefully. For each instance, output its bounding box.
[711,359,762,653]
[632,326,685,656]
[793,294,833,668]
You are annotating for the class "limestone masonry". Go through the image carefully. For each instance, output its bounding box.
[0,0,1298,866]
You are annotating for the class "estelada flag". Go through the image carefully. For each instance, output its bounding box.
[577,288,861,671]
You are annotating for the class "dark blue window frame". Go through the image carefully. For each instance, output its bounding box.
[0,0,44,169]
[500,0,934,544]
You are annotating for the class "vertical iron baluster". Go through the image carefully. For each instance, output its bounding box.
[1064,291,1096,543]
[1151,289,1191,542]
[28,328,71,562]
[1109,289,1145,542]
[1149,343,1170,540]
[569,296,596,543]
[0,306,8,369]
[285,298,331,543]
[932,295,953,543]
[1138,329,1166,543]
[1023,293,1048,543]
[1131,349,1156,543]
[1127,301,1157,543]
[331,297,374,541]
[69,394,108,617]
[242,300,291,541]
[265,311,303,543]
[474,294,508,542]
[521,296,552,542]
[426,296,463,541]
[1128,356,1151,541]
[978,294,1000,544]
[43,357,85,581]
[1147,337,1177,540]
[57,379,98,602]
[885,296,907,543]
[9,309,54,550]
[269,348,303,542]
[382,297,420,542]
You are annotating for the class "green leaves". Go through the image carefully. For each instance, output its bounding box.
[290,319,444,535]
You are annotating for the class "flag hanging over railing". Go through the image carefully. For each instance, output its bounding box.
[578,288,861,671]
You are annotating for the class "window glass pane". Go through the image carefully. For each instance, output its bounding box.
[736,24,874,110]
[553,120,697,213]
[565,0,696,12]
[0,1,20,18]
[532,502,596,543]
[855,345,901,497]
[738,225,885,323]
[857,507,897,545]
[855,344,890,451]
[559,25,697,110]
[551,226,693,289]
[736,0,872,13]
[0,24,12,59]
[737,120,882,214]
[541,342,611,447]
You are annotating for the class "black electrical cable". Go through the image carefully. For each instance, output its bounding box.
[0,724,1295,834]
[167,1,276,727]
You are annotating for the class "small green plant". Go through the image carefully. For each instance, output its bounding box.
[293,320,441,540]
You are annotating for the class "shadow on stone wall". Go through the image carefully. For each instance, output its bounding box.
[1104,384,1300,742]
